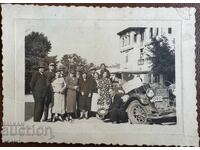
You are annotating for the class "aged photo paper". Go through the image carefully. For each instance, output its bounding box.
[1,5,199,146]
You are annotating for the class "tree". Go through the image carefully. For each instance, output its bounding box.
[40,56,59,68]
[25,31,52,94]
[60,53,88,73]
[146,36,175,82]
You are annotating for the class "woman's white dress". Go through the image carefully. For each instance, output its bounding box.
[52,77,66,114]
[91,79,100,112]
[91,93,100,112]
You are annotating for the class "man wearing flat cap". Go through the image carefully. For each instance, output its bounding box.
[30,63,48,122]
[58,64,65,77]
[43,62,55,121]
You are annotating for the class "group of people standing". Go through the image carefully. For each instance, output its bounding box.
[30,62,127,123]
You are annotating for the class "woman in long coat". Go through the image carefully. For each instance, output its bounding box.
[65,70,79,121]
[76,70,82,118]
[79,72,93,119]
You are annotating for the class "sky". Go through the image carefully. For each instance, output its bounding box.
[23,7,180,67]
[25,19,130,66]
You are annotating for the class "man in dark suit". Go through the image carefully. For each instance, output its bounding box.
[30,63,48,122]
[43,63,55,122]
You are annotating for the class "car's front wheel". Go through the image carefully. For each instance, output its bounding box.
[127,100,148,124]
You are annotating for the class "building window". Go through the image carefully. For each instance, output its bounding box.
[168,28,172,34]
[150,27,153,38]
[121,37,125,47]
[138,59,144,65]
[148,73,152,84]
[154,74,160,83]
[134,34,137,43]
[124,37,126,46]
[140,49,144,58]
[138,49,144,65]
[125,36,128,46]
[127,33,130,45]
[140,33,144,46]
[141,32,144,41]
[156,28,159,36]
[126,55,128,63]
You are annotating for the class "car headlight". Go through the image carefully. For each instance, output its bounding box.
[140,97,150,105]
[146,88,155,98]
[121,95,129,103]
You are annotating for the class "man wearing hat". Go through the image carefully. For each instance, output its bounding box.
[58,64,65,77]
[89,66,96,76]
[30,63,48,122]
[43,62,56,122]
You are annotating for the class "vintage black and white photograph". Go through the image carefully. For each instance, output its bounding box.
[25,23,176,125]
[2,5,198,146]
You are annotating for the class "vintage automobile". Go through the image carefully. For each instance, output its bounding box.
[109,70,176,125]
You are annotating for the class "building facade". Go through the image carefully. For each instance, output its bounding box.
[117,27,175,84]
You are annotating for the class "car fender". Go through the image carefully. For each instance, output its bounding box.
[124,95,147,110]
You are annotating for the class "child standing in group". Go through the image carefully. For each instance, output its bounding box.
[51,70,66,122]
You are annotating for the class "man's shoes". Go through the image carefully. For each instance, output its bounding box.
[112,121,118,124]
[58,116,63,122]
[79,112,84,119]
[85,112,89,119]
[68,116,73,122]
[103,119,112,123]
[42,119,47,122]
[64,117,69,122]
[69,118,73,123]
[85,114,89,119]
[79,116,84,120]
[46,118,52,122]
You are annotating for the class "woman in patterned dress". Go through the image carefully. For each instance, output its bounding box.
[97,71,112,119]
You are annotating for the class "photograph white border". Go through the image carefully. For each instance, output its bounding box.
[2,5,198,146]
